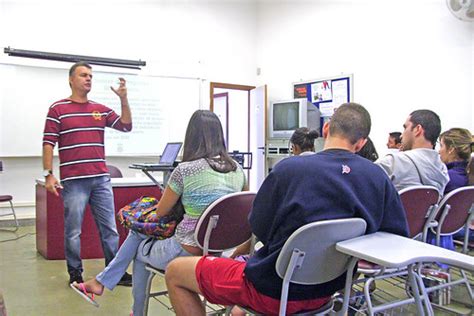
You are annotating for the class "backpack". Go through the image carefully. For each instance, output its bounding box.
[117,196,183,239]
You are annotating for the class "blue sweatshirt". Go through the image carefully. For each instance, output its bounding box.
[244,149,409,300]
[444,161,468,194]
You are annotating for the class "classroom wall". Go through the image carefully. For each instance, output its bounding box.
[256,0,473,157]
[0,0,258,218]
[1,0,473,219]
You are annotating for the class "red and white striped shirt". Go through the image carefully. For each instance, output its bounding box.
[43,99,132,181]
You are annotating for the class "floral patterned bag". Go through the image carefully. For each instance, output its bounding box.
[117,196,183,239]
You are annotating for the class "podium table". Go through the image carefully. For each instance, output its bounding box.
[128,164,175,189]
[35,177,162,260]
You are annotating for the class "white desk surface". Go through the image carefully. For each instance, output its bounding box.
[336,232,474,271]
[36,177,156,187]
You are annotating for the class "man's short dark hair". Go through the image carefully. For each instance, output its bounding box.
[69,61,92,77]
[329,102,371,144]
[389,132,402,144]
[409,109,441,147]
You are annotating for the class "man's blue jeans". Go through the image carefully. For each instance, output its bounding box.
[61,176,119,275]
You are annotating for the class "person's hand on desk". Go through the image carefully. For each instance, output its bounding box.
[45,174,63,196]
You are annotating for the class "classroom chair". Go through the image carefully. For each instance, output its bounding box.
[427,185,474,305]
[432,186,474,252]
[400,185,440,241]
[233,218,367,316]
[337,232,474,316]
[357,185,440,276]
[0,195,19,230]
[143,191,257,316]
[106,165,123,178]
[349,186,474,315]
[351,186,441,314]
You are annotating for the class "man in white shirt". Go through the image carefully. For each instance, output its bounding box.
[376,109,449,193]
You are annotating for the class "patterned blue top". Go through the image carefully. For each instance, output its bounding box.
[168,158,246,247]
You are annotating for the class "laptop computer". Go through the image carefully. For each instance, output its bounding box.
[131,142,182,168]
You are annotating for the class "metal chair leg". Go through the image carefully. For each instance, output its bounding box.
[460,269,474,301]
[143,270,157,316]
[9,200,19,229]
[0,199,19,231]
[407,264,428,316]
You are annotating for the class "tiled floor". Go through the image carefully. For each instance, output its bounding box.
[0,226,173,316]
[0,225,472,315]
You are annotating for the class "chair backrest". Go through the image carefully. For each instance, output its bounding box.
[398,185,440,238]
[275,218,367,285]
[194,191,256,254]
[107,165,123,178]
[436,185,474,235]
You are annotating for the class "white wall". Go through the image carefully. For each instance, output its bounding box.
[256,0,473,157]
[1,0,473,219]
[0,0,258,218]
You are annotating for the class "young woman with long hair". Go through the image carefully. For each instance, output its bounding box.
[72,110,246,316]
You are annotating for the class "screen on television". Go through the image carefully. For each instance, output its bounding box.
[273,102,299,131]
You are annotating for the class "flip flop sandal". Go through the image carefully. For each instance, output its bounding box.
[70,282,100,308]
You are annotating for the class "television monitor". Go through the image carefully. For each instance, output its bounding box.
[269,99,320,139]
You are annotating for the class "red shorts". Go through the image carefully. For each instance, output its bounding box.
[195,256,330,315]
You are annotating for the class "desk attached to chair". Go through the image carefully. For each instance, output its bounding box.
[336,232,474,316]
[35,177,162,260]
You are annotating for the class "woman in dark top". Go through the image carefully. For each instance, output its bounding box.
[438,128,472,194]
[436,128,473,249]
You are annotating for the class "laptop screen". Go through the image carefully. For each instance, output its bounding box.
[159,142,182,165]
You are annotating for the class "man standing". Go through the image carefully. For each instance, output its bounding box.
[376,110,449,192]
[42,62,133,285]
[164,103,409,315]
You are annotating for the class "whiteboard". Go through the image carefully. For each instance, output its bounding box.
[0,63,201,156]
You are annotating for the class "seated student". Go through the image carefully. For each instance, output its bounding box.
[165,103,409,316]
[289,127,319,155]
[72,110,246,316]
[356,137,379,162]
[469,147,474,185]
[438,128,472,193]
[458,156,474,244]
[376,110,449,193]
[434,128,473,249]
[387,131,402,152]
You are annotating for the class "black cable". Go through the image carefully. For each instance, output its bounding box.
[0,231,36,243]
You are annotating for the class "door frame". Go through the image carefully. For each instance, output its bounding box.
[212,92,229,146]
[210,82,256,154]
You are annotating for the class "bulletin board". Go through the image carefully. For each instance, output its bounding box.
[293,74,353,117]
